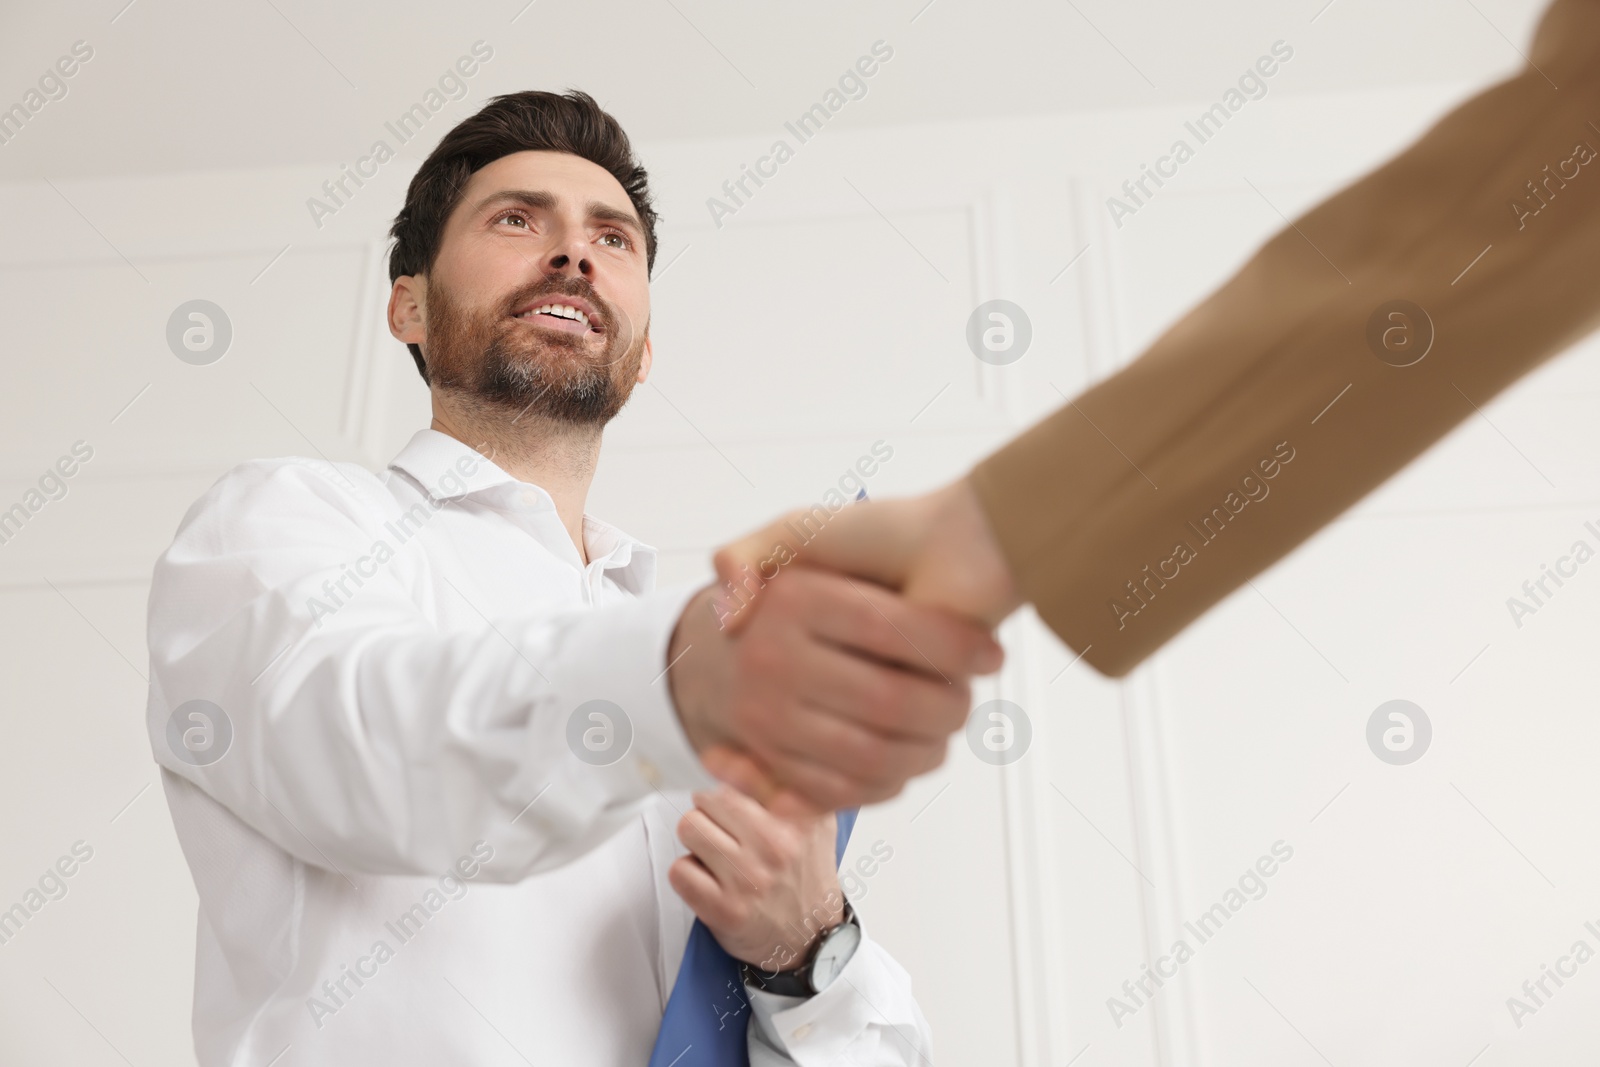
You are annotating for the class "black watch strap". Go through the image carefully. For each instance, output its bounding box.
[740,902,856,997]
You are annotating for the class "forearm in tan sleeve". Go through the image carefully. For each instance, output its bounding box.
[969,0,1600,676]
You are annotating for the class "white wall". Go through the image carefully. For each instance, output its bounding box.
[3,63,1597,1067]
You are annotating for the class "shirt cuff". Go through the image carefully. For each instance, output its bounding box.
[746,922,928,1064]
[517,582,720,837]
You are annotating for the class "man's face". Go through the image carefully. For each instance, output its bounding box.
[392,150,653,424]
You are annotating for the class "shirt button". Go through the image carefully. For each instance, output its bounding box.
[637,757,660,786]
[791,1023,814,1040]
[519,489,540,507]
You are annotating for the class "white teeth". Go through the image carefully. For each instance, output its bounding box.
[520,303,590,327]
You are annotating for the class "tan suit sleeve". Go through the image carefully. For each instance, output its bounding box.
[969,0,1600,677]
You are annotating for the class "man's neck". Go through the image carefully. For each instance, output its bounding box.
[429,401,602,565]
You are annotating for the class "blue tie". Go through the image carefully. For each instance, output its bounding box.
[647,807,859,1067]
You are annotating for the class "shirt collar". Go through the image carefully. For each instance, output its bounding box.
[388,428,518,501]
[387,428,658,588]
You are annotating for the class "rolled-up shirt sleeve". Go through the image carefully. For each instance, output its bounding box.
[746,925,934,1066]
[145,456,718,882]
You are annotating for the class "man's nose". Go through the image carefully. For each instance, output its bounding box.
[544,231,593,279]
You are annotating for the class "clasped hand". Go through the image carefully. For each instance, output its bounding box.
[667,477,1021,817]
[664,477,1021,970]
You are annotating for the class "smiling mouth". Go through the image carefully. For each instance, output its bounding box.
[513,302,599,334]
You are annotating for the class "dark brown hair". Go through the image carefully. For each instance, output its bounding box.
[387,89,659,383]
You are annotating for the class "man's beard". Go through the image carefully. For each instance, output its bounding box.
[422,276,647,425]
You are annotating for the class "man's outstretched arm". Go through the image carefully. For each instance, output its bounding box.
[147,458,1002,876]
[716,0,1600,681]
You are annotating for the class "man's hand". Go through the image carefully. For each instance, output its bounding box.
[667,566,1002,813]
[669,784,845,973]
[692,477,1022,808]
[713,476,1022,632]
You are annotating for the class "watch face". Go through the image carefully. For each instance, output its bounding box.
[809,921,862,992]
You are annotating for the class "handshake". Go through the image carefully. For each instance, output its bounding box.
[667,476,1024,817]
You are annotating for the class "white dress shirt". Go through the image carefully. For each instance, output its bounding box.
[145,428,934,1067]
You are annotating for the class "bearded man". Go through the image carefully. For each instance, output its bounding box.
[145,90,999,1067]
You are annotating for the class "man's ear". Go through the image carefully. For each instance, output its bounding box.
[389,275,426,347]
[636,334,654,383]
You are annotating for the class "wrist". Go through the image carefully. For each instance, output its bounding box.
[793,889,846,959]
[902,477,1022,628]
[666,584,731,756]
[742,899,860,997]
[748,885,845,972]
[954,474,1024,620]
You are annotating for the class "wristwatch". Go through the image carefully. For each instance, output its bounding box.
[740,902,861,998]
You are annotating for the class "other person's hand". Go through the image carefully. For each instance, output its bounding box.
[667,566,1002,813]
[713,476,1022,631]
[694,477,1022,809]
